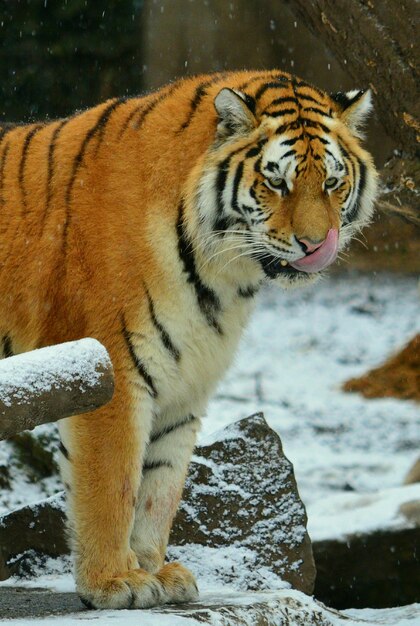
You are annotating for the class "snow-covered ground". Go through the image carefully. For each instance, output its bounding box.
[206,272,420,525]
[1,272,419,624]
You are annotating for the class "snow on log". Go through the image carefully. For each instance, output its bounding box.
[0,339,114,440]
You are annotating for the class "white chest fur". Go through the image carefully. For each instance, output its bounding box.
[143,281,256,421]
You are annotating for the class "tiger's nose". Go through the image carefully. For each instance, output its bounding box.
[296,236,326,254]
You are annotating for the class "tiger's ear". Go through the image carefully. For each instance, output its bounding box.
[331,89,373,137]
[214,88,257,138]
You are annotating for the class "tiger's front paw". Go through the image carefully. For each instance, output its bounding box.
[77,562,198,610]
[78,568,166,610]
[156,562,199,604]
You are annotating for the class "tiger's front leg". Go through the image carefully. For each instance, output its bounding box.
[58,371,161,609]
[130,413,200,601]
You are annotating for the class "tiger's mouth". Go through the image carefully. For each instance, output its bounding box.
[259,255,306,278]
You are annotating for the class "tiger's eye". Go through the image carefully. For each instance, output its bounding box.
[325,177,338,189]
[267,177,288,192]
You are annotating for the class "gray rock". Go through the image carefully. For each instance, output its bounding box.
[171,413,315,594]
[0,493,67,581]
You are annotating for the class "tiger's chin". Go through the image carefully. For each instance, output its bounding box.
[272,270,322,290]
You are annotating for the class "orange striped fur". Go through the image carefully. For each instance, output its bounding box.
[0,70,378,608]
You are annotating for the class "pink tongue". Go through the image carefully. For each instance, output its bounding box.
[290,228,339,273]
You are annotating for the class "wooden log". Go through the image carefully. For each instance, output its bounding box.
[0,339,114,440]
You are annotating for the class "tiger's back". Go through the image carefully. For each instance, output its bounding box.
[0,70,378,609]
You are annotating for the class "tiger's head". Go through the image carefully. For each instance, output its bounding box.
[193,75,378,288]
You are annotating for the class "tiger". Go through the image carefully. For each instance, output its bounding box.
[0,70,378,609]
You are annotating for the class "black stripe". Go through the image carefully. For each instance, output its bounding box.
[149,414,197,445]
[178,75,225,132]
[66,98,125,206]
[262,108,298,118]
[303,106,332,117]
[296,93,324,106]
[0,141,10,208]
[237,72,278,91]
[337,139,356,218]
[143,460,173,473]
[295,159,309,177]
[119,103,142,137]
[254,156,262,173]
[59,441,70,460]
[121,314,158,398]
[269,96,298,107]
[43,120,67,230]
[337,139,350,158]
[302,119,330,134]
[275,122,295,136]
[280,134,304,146]
[295,80,325,98]
[255,80,290,101]
[144,285,180,361]
[265,161,278,173]
[245,146,261,158]
[2,335,13,358]
[92,97,128,152]
[63,98,126,253]
[118,84,178,138]
[19,124,43,213]
[213,214,233,232]
[176,201,222,334]
[249,182,258,202]
[306,132,329,145]
[348,159,367,222]
[242,93,256,116]
[216,156,230,218]
[279,149,295,160]
[238,284,259,298]
[134,84,178,130]
[231,161,244,213]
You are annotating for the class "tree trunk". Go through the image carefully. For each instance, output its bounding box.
[285,0,419,223]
